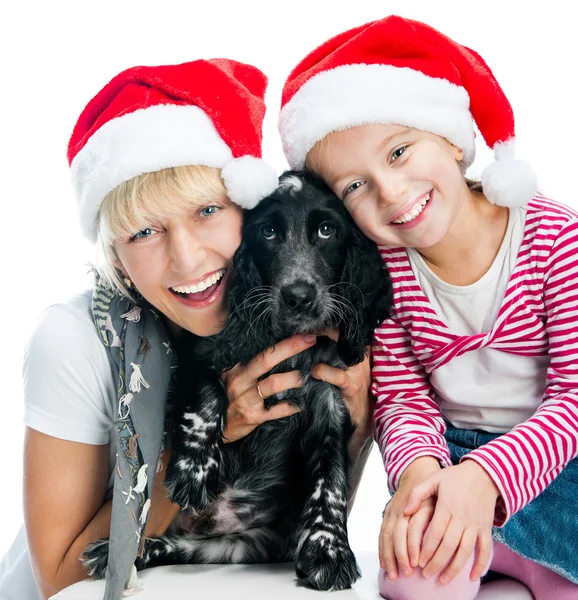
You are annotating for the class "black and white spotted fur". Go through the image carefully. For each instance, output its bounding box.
[82,171,392,591]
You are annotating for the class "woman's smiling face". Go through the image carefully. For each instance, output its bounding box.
[101,167,243,337]
[115,196,242,337]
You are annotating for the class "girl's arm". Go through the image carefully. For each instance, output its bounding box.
[373,318,453,490]
[369,319,451,579]
[462,219,578,525]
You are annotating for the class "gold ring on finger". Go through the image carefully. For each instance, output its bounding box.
[256,381,266,400]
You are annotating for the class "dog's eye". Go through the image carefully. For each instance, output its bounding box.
[261,224,276,240]
[318,222,335,240]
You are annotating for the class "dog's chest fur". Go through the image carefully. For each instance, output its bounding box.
[169,336,349,539]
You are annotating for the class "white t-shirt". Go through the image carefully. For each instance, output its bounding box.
[407,208,549,433]
[0,290,118,599]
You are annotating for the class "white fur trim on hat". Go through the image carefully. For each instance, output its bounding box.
[221,156,278,210]
[279,64,475,170]
[71,104,235,243]
[481,139,537,207]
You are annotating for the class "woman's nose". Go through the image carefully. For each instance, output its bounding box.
[168,228,206,274]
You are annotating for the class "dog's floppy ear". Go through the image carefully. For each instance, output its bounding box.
[337,224,392,366]
[214,238,274,372]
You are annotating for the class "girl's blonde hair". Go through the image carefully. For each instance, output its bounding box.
[96,165,228,299]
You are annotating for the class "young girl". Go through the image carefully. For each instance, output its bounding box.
[278,14,578,600]
[0,59,375,600]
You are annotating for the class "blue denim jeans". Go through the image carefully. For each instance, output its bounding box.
[444,422,578,583]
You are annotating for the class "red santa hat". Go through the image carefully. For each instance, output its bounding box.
[68,58,278,242]
[279,15,536,208]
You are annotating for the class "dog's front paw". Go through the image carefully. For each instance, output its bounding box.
[164,443,221,511]
[81,538,111,579]
[295,534,361,591]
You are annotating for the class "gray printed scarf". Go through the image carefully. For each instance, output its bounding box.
[91,279,178,599]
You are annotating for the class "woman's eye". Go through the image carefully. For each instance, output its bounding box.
[261,224,276,241]
[343,181,365,198]
[200,205,220,217]
[391,146,407,162]
[318,222,335,240]
[130,228,154,241]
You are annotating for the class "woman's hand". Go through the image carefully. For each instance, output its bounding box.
[403,460,499,584]
[220,333,317,443]
[379,456,442,580]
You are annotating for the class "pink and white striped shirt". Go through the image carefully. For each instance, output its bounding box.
[372,196,578,525]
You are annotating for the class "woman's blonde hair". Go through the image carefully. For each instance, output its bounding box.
[96,165,228,299]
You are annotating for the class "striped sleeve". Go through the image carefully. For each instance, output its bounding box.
[464,219,578,525]
[372,318,452,492]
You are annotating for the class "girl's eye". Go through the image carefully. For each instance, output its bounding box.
[318,222,335,240]
[130,228,155,241]
[200,205,220,217]
[261,224,276,241]
[343,180,366,198]
[391,146,408,162]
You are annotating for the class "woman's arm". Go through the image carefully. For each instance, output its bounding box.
[24,428,111,599]
[24,430,180,599]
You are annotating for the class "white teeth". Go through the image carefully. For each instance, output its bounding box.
[392,193,430,224]
[171,268,225,294]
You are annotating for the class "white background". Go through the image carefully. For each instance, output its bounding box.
[1,0,575,561]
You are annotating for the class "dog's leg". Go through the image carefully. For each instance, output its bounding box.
[294,386,361,591]
[164,374,227,511]
[81,525,291,577]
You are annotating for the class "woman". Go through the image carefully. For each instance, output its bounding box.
[0,59,375,600]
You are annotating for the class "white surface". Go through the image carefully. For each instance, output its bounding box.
[50,551,534,600]
[52,551,382,600]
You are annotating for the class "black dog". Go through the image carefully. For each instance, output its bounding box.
[82,171,392,591]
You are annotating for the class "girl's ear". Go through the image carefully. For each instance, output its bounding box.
[454,146,464,161]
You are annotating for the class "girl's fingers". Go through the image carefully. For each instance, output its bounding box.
[439,527,477,584]
[418,505,450,568]
[379,515,399,579]
[421,519,462,579]
[470,531,493,581]
[407,503,434,568]
[392,516,412,577]
[404,474,440,516]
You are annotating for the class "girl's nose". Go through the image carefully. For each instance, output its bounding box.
[168,228,206,275]
[375,172,408,208]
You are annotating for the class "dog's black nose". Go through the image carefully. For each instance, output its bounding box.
[282,282,316,311]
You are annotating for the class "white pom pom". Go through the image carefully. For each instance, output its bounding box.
[221,156,278,209]
[481,139,537,207]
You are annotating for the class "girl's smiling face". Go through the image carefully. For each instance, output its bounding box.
[114,196,243,337]
[307,123,469,250]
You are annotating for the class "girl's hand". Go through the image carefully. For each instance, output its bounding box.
[220,334,317,443]
[379,457,441,580]
[403,460,499,584]
[311,329,373,438]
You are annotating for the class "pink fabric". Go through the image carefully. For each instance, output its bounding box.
[372,196,578,525]
[378,541,482,600]
[491,542,578,600]
[378,542,578,600]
